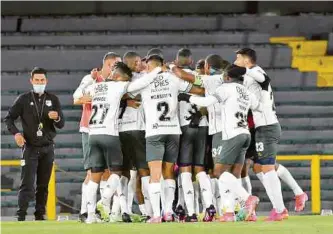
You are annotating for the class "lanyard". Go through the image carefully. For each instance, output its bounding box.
[31,91,46,125]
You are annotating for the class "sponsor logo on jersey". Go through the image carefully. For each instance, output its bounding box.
[154,74,170,89]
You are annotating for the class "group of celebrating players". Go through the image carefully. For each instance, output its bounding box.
[73,47,308,224]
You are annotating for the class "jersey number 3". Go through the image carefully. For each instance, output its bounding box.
[157,101,171,121]
[89,104,110,125]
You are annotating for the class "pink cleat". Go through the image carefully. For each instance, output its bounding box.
[282,208,289,220]
[147,217,162,223]
[202,205,216,222]
[162,212,174,222]
[219,212,235,222]
[295,193,308,212]
[265,209,284,222]
[244,196,259,221]
[247,212,257,222]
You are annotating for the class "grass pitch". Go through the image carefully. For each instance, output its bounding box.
[1,216,333,234]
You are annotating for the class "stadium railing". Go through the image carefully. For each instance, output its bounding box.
[1,155,332,219]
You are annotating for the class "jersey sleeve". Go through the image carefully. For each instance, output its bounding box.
[126,67,162,95]
[189,95,218,107]
[73,75,94,100]
[246,67,266,83]
[213,86,229,103]
[175,75,193,93]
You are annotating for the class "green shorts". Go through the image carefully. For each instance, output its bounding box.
[119,130,148,170]
[82,133,90,170]
[216,134,251,165]
[88,134,123,172]
[146,134,180,163]
[255,123,281,165]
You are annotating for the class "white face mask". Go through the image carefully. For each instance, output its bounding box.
[33,84,46,94]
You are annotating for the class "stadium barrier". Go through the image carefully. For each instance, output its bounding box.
[1,155,333,219]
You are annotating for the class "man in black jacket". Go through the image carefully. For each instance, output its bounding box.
[4,67,65,221]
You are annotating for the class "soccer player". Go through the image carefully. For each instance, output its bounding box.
[129,53,204,223]
[73,52,121,222]
[120,51,153,218]
[171,54,230,218]
[83,62,162,223]
[178,65,262,222]
[234,48,296,221]
[175,49,211,222]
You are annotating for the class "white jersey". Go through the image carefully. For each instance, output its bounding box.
[178,69,208,127]
[118,72,145,132]
[214,83,260,140]
[132,71,192,137]
[243,66,279,128]
[200,74,224,135]
[88,81,128,136]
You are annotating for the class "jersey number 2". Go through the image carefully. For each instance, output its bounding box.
[89,104,110,125]
[157,101,171,121]
[235,112,247,128]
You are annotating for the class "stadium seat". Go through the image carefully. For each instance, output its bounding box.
[1,18,17,32]
[275,90,333,103]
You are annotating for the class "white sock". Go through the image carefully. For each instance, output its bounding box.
[196,172,213,208]
[256,172,264,184]
[164,179,176,213]
[177,175,185,207]
[277,164,303,196]
[181,172,195,215]
[210,178,217,209]
[118,176,129,214]
[127,171,137,214]
[101,174,120,206]
[212,178,222,216]
[242,176,252,195]
[139,204,147,216]
[86,180,99,214]
[264,170,285,213]
[80,182,88,214]
[149,182,161,218]
[99,180,107,196]
[111,194,121,215]
[193,181,200,214]
[219,172,250,202]
[258,172,275,209]
[218,179,235,213]
[141,176,153,216]
[160,178,166,212]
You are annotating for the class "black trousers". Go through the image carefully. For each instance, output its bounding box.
[17,144,54,217]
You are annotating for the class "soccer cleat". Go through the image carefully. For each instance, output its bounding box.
[244,195,259,221]
[17,216,26,222]
[147,216,162,223]
[265,209,284,222]
[282,208,289,220]
[34,215,45,221]
[185,214,198,222]
[162,212,175,222]
[203,205,216,222]
[295,193,308,212]
[122,213,132,223]
[85,213,98,224]
[219,212,236,222]
[96,200,110,222]
[109,212,122,223]
[174,205,186,222]
[246,212,257,222]
[78,213,88,223]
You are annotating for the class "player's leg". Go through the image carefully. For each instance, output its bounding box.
[194,126,215,222]
[256,124,286,221]
[177,126,196,221]
[275,163,308,212]
[146,135,165,223]
[162,135,180,222]
[127,169,137,214]
[241,128,256,195]
[85,135,105,223]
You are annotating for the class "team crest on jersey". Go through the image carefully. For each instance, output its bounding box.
[152,123,159,129]
[45,100,52,106]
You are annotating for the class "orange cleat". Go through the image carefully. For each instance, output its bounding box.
[265,209,284,222]
[295,193,308,212]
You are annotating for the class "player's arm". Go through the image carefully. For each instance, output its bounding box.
[73,75,94,103]
[169,65,204,86]
[246,67,266,83]
[249,92,263,112]
[126,67,162,93]
[188,85,205,96]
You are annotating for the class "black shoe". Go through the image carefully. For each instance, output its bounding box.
[35,215,45,221]
[78,213,88,223]
[185,214,198,222]
[95,209,102,220]
[141,215,151,223]
[17,216,26,221]
[174,205,186,222]
[122,213,132,223]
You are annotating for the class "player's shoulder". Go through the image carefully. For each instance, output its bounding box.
[81,74,93,81]
[251,65,266,75]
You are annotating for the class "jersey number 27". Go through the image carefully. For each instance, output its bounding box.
[89,104,110,125]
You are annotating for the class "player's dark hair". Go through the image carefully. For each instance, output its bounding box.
[103,52,121,62]
[177,48,192,59]
[226,64,246,82]
[113,62,133,80]
[236,48,257,63]
[147,48,163,57]
[123,51,140,61]
[196,59,205,70]
[31,67,47,78]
